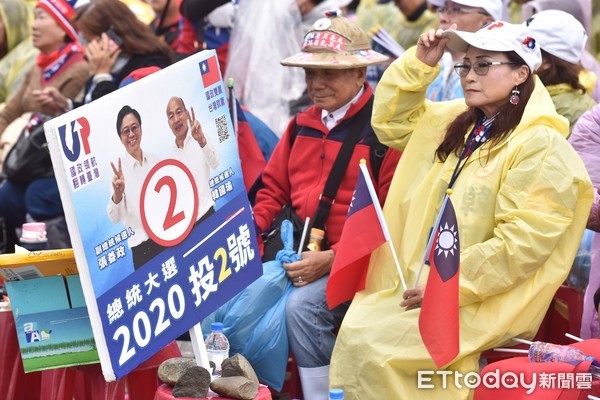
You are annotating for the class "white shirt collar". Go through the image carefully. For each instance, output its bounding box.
[321,86,365,130]
[173,131,193,149]
[123,149,148,169]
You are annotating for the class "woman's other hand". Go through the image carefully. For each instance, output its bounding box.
[400,285,425,310]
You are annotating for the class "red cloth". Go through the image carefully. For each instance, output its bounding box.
[474,339,600,400]
[0,311,42,399]
[419,196,460,368]
[154,383,273,400]
[0,300,180,400]
[327,163,386,308]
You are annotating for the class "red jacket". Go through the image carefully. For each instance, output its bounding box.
[253,84,401,252]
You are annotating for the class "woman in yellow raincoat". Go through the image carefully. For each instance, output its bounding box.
[330,21,594,399]
[0,0,38,105]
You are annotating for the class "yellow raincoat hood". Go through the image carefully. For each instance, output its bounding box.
[544,70,597,134]
[0,0,38,103]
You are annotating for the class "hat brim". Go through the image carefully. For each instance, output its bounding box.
[443,30,514,55]
[281,49,389,69]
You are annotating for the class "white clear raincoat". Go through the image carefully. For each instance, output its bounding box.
[330,47,594,399]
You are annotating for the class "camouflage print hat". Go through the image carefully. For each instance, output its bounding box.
[281,10,388,69]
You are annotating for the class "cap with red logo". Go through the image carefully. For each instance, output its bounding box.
[281,10,388,69]
[443,21,542,72]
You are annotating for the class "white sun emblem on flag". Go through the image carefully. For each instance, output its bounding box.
[436,222,458,257]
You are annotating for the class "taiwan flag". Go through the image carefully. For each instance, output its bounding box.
[199,55,221,88]
[326,161,387,309]
[419,195,460,368]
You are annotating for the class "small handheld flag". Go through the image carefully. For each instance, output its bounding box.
[418,194,460,367]
[326,160,407,309]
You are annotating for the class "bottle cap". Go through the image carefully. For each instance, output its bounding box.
[310,228,325,238]
[329,388,344,399]
[211,322,224,332]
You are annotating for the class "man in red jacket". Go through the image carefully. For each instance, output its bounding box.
[253,11,400,400]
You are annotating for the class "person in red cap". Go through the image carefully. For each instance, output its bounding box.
[0,0,90,253]
[35,0,173,113]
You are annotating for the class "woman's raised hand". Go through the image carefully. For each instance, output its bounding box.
[416,24,456,67]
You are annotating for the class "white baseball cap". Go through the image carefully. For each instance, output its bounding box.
[443,21,542,72]
[452,0,504,22]
[524,9,587,64]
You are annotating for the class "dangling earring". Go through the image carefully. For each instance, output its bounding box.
[510,86,520,105]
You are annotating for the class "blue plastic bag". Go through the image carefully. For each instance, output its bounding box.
[202,220,299,390]
[566,229,594,291]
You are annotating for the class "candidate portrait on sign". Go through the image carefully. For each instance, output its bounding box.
[107,105,164,269]
[165,96,219,225]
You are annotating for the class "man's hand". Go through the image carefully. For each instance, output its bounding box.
[110,158,125,203]
[189,107,207,147]
[284,249,335,287]
[415,25,456,67]
[400,285,425,310]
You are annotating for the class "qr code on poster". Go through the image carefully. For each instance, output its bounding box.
[215,114,229,143]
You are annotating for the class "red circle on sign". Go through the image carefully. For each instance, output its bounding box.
[140,159,198,247]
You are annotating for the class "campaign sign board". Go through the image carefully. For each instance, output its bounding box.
[45,50,262,380]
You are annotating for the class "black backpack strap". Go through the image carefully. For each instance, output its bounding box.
[369,139,388,185]
[311,96,374,230]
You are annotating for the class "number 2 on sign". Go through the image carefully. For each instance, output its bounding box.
[155,175,185,230]
[140,159,199,247]
[215,247,231,282]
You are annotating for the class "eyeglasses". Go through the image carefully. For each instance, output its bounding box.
[120,123,140,137]
[436,6,490,16]
[453,61,520,77]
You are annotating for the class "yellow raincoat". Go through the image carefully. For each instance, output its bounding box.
[356,0,438,51]
[330,47,594,399]
[545,70,597,135]
[0,0,38,105]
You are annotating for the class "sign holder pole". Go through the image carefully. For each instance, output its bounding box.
[189,323,210,371]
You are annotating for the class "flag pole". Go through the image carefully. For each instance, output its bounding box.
[358,161,407,291]
[227,78,238,136]
[298,217,310,256]
[413,191,451,289]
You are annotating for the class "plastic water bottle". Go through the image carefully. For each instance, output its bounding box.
[329,388,344,399]
[528,341,600,378]
[528,341,588,363]
[205,322,230,377]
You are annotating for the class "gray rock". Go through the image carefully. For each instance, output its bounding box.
[210,376,259,400]
[221,353,259,386]
[158,357,198,386]
[172,366,211,398]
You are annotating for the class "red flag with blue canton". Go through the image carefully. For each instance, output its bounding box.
[199,56,221,88]
[419,196,460,367]
[326,165,386,309]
